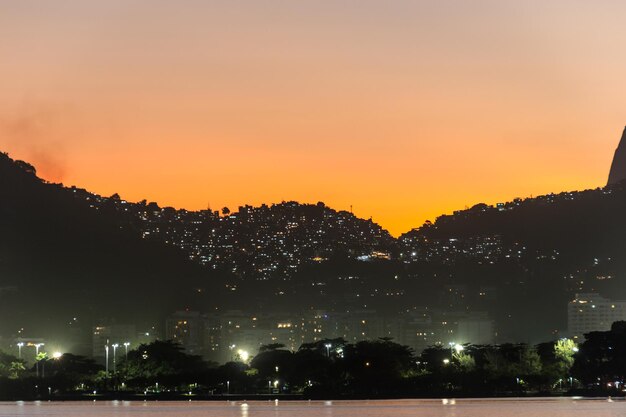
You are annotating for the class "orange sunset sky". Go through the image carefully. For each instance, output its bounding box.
[1,1,625,235]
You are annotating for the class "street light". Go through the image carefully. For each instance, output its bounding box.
[105,345,109,377]
[123,342,130,360]
[237,349,249,362]
[112,344,119,373]
[17,342,24,359]
[33,343,44,378]
[325,343,332,358]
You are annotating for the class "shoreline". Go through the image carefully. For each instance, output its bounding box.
[1,391,623,402]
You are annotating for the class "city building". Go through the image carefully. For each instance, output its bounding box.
[92,324,136,358]
[568,293,626,340]
[456,312,495,345]
[165,311,207,356]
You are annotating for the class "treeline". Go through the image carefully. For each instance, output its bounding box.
[4,323,626,399]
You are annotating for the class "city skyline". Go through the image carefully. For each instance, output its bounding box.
[5,0,626,408]
[2,147,623,348]
[2,1,626,235]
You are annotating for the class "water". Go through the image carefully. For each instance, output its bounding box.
[0,398,624,417]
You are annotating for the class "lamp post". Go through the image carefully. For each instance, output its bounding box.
[112,344,119,373]
[325,343,332,358]
[33,343,44,378]
[123,342,130,360]
[105,345,109,377]
[227,380,230,395]
[17,342,24,359]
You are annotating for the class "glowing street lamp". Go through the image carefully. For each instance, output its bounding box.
[105,345,109,377]
[237,349,249,362]
[123,342,130,360]
[33,343,44,356]
[16,342,24,359]
[33,343,44,378]
[325,343,332,358]
[112,344,119,373]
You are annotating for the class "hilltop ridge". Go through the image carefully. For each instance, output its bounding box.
[3,150,626,343]
[608,126,626,185]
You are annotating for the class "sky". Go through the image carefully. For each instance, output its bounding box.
[1,0,625,236]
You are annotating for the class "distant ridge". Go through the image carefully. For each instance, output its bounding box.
[607,126,626,186]
[3,137,626,344]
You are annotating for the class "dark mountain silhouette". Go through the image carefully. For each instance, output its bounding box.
[0,152,211,337]
[399,183,626,341]
[0,152,398,339]
[3,145,626,344]
[608,126,626,185]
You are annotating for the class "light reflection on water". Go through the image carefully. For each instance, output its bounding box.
[1,398,625,417]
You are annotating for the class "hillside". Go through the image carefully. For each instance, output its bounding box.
[3,150,626,344]
[0,152,211,338]
[0,152,400,338]
[399,185,626,341]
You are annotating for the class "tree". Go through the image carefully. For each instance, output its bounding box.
[119,340,208,388]
[0,352,22,378]
[259,343,286,352]
[483,349,509,377]
[554,338,577,370]
[249,347,293,381]
[46,354,102,382]
[343,338,416,395]
[519,347,542,376]
[8,362,25,379]
[454,351,476,372]
[572,322,626,386]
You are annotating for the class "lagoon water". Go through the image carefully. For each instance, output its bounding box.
[0,398,624,417]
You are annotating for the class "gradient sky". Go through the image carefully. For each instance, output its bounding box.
[1,1,625,235]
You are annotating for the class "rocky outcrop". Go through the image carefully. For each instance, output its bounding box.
[607,127,626,186]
